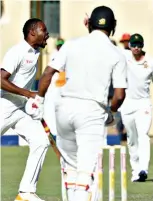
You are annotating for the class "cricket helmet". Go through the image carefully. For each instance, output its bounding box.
[89,6,116,35]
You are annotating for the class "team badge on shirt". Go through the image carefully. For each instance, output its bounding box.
[143,61,148,68]
[99,18,106,25]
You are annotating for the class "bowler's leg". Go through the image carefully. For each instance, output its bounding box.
[14,114,50,193]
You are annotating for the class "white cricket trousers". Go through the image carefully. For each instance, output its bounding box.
[55,97,106,201]
[121,106,152,174]
[0,97,50,193]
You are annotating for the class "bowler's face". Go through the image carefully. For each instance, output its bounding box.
[35,22,49,48]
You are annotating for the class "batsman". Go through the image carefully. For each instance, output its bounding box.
[37,6,127,201]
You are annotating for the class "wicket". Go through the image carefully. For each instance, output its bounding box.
[97,145,127,201]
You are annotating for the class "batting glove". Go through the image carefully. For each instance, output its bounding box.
[25,95,44,120]
[105,108,115,126]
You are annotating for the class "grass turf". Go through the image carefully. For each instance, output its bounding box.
[1,145,153,201]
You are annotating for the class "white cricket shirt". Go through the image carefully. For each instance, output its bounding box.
[124,50,153,99]
[1,40,40,102]
[49,30,127,105]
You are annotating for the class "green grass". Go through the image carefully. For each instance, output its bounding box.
[1,145,153,201]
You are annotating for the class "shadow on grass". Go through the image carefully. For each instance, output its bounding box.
[145,178,153,182]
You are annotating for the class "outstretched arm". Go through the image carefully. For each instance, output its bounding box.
[38,41,69,97]
[111,54,127,111]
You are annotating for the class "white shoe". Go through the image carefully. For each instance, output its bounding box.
[131,174,140,182]
[14,193,45,201]
[131,169,139,182]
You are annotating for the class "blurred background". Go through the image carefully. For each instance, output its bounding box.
[0,0,153,138]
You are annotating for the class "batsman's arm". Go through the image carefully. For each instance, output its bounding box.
[111,53,127,112]
[38,41,69,97]
[110,88,125,112]
[38,66,58,97]
[104,88,125,126]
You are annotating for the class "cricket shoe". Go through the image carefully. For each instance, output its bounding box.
[14,193,45,201]
[138,170,148,182]
[131,170,140,182]
[131,175,140,182]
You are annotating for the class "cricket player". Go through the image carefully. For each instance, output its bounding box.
[120,33,153,182]
[0,18,50,201]
[44,38,65,135]
[35,6,127,201]
[119,33,131,50]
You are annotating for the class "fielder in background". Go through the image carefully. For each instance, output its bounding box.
[49,37,65,61]
[0,18,50,201]
[44,37,65,136]
[36,6,127,201]
[120,33,153,182]
[119,33,131,50]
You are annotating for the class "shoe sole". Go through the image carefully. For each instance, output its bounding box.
[14,200,29,201]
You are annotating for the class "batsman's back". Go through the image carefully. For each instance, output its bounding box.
[61,31,127,105]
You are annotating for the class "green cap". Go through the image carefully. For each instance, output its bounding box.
[56,39,64,46]
[130,33,144,44]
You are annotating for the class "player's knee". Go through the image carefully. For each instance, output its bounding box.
[131,154,139,162]
[41,140,50,148]
[30,136,50,148]
[63,169,77,189]
[75,171,94,191]
[34,133,50,147]
[139,133,150,139]
[40,138,50,147]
